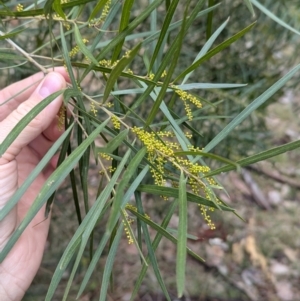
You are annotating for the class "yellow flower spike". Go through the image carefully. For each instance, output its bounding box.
[90,101,98,116]
[69,39,89,58]
[16,4,24,12]
[185,132,193,139]
[101,0,111,20]
[125,204,137,212]
[99,153,112,160]
[108,166,116,173]
[124,50,131,58]
[199,204,216,230]
[183,100,193,121]
[63,22,71,31]
[144,213,151,220]
[111,115,121,130]
[161,70,167,78]
[148,72,155,80]
[175,89,202,121]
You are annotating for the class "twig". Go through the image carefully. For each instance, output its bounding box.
[241,169,271,210]
[247,165,300,190]
[0,30,48,73]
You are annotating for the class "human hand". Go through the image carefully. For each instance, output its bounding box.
[0,69,68,301]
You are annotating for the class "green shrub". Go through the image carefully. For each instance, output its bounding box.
[0,0,299,299]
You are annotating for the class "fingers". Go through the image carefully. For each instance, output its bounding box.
[28,116,62,159]
[0,71,67,251]
[0,67,69,121]
[0,72,67,164]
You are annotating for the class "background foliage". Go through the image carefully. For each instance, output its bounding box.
[0,0,299,300]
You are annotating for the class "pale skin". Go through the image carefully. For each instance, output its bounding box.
[0,69,68,301]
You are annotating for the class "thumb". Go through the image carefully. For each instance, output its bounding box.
[0,72,66,163]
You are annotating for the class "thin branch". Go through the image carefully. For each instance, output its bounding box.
[0,30,48,73]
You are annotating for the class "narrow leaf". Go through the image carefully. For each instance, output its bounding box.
[77,166,149,298]
[0,119,110,262]
[0,91,63,156]
[111,0,135,62]
[103,42,141,103]
[251,0,300,35]
[127,207,204,262]
[183,17,230,84]
[174,151,240,171]
[174,21,257,82]
[206,139,300,177]
[88,0,109,22]
[204,63,300,152]
[243,0,255,17]
[130,200,178,301]
[134,192,171,301]
[74,24,99,65]
[148,0,181,71]
[145,2,188,127]
[0,28,25,40]
[137,185,234,211]
[0,124,74,221]
[53,0,66,19]
[99,225,123,301]
[97,128,129,154]
[106,147,147,233]
[177,172,187,297]
[46,133,130,300]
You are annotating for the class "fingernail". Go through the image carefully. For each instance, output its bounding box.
[38,73,63,98]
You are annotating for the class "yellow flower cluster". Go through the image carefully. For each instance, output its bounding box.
[132,127,174,156]
[68,39,89,58]
[99,153,112,160]
[16,4,24,12]
[101,0,111,20]
[157,131,174,138]
[125,204,151,220]
[89,0,111,27]
[131,126,217,228]
[99,59,118,68]
[148,73,155,80]
[122,219,134,244]
[188,145,203,152]
[63,21,71,31]
[175,89,202,108]
[125,204,137,212]
[90,101,98,116]
[185,132,193,139]
[99,166,116,175]
[132,127,175,187]
[175,89,202,121]
[111,115,121,130]
[98,51,132,72]
[183,100,193,121]
[199,204,216,230]
[189,163,210,174]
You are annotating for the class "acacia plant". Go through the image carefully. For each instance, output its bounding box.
[0,0,299,300]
